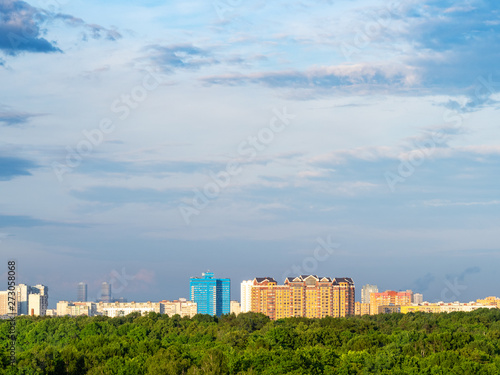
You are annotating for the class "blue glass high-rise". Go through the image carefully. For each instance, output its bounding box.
[190,272,230,316]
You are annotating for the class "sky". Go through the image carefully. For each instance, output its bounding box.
[1,0,499,308]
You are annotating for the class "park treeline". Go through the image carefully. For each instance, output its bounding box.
[1,309,500,374]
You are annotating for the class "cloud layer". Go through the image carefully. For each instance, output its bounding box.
[0,0,121,55]
[1,0,499,304]
[0,0,60,54]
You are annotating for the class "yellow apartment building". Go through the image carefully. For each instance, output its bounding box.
[249,275,355,320]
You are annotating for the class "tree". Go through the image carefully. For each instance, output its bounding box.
[146,346,191,375]
[199,348,228,375]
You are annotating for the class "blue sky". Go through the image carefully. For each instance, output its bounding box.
[1,0,499,307]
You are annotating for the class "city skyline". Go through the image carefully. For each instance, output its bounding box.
[3,260,490,309]
[1,0,499,308]
[3,269,494,311]
[4,276,500,318]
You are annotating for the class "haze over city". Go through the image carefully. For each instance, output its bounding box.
[1,0,499,308]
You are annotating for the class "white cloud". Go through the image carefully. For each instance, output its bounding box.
[423,200,500,207]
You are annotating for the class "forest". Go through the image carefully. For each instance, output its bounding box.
[1,309,500,374]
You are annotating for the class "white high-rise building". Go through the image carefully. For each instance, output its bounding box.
[28,294,43,316]
[240,280,253,313]
[28,285,48,316]
[361,284,378,304]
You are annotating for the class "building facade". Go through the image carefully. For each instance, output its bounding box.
[476,296,500,308]
[240,280,252,313]
[355,302,371,316]
[230,300,241,315]
[400,302,498,314]
[413,293,423,304]
[370,290,413,315]
[31,284,49,316]
[57,300,196,318]
[100,282,111,302]
[160,299,198,318]
[8,284,49,316]
[377,305,401,314]
[45,309,57,316]
[190,272,230,316]
[97,301,164,317]
[57,301,97,317]
[361,284,378,304]
[248,275,355,320]
[15,284,29,315]
[28,294,43,316]
[77,282,88,302]
[0,291,8,316]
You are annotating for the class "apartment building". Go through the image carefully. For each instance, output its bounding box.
[97,301,164,317]
[247,275,355,320]
[370,290,413,315]
[400,302,497,314]
[160,299,198,318]
[57,301,97,317]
